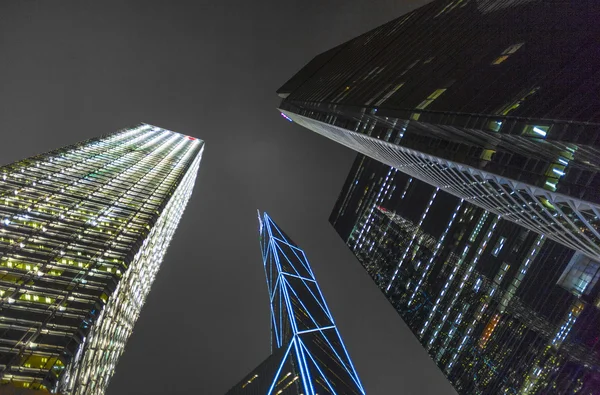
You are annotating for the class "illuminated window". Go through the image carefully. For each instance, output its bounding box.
[545,163,566,178]
[491,43,524,65]
[557,252,600,296]
[435,0,466,17]
[373,83,404,106]
[411,88,447,120]
[487,120,503,132]
[492,237,506,257]
[417,89,446,109]
[491,55,509,65]
[523,124,549,138]
[498,87,539,115]
[480,149,495,161]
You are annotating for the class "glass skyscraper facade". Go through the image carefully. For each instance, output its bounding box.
[277,0,600,393]
[225,211,364,395]
[330,155,600,394]
[0,124,203,394]
[277,0,600,261]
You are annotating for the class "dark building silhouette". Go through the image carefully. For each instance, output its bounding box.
[277,0,600,261]
[225,211,364,395]
[277,1,600,393]
[0,125,203,394]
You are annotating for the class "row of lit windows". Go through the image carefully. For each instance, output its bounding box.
[0,127,202,392]
[68,148,201,394]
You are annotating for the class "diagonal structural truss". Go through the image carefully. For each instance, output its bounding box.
[258,211,365,395]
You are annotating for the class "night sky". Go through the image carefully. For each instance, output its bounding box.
[0,1,456,394]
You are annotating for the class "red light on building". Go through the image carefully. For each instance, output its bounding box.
[187,136,196,140]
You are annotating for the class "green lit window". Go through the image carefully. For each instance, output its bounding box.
[411,88,447,120]
[498,87,539,116]
[523,124,549,138]
[487,120,503,132]
[492,43,524,65]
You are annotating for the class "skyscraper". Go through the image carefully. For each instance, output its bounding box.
[0,124,203,394]
[277,0,600,261]
[330,154,600,394]
[278,0,600,393]
[225,211,364,395]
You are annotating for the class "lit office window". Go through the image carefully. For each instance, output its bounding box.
[411,89,447,120]
[492,236,506,257]
[557,252,600,296]
[491,43,524,65]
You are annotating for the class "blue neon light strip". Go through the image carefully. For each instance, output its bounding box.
[299,339,340,394]
[259,211,366,395]
[266,340,295,395]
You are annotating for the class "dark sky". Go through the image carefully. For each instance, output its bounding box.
[0,1,456,394]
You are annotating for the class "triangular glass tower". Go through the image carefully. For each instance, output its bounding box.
[225,211,365,395]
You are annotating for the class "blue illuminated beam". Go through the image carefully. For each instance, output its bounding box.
[258,211,366,395]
